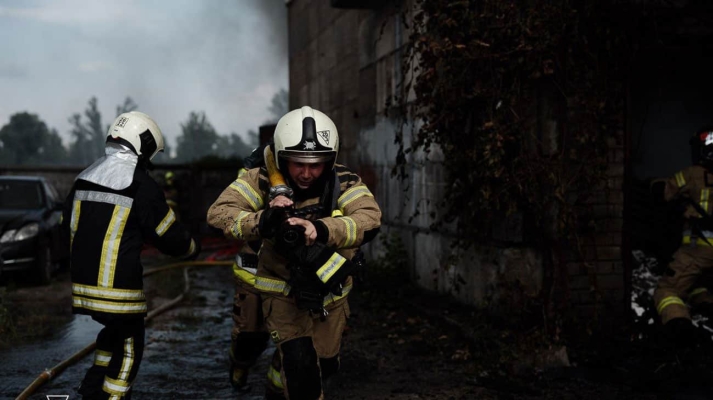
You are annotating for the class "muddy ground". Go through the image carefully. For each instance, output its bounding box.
[2,247,713,399]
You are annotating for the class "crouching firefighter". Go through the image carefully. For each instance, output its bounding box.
[651,126,713,347]
[60,111,201,399]
[207,106,381,399]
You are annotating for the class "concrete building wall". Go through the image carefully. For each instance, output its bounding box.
[286,0,626,320]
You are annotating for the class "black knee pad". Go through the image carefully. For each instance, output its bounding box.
[320,355,340,380]
[281,337,321,399]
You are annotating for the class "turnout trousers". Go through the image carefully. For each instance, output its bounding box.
[78,317,145,400]
[229,275,270,388]
[654,242,713,324]
[263,294,350,400]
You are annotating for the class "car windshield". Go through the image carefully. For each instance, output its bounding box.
[0,180,43,209]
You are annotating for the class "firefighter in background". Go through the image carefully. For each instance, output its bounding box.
[651,126,713,346]
[61,111,200,399]
[208,106,381,399]
[163,170,180,221]
[228,143,272,390]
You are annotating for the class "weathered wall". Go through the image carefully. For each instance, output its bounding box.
[287,0,626,320]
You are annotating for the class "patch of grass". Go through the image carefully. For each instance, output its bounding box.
[0,293,18,347]
[0,286,73,349]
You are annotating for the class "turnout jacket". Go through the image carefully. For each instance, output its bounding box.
[656,165,713,227]
[207,164,381,298]
[61,168,196,320]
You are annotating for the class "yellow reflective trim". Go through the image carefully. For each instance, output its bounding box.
[95,350,112,367]
[72,297,147,314]
[316,252,347,283]
[255,276,291,295]
[701,189,710,216]
[98,205,130,288]
[237,167,248,179]
[657,296,686,315]
[155,208,176,236]
[104,376,131,395]
[338,186,373,210]
[267,366,284,389]
[254,275,351,304]
[331,209,343,217]
[340,216,357,248]
[72,283,145,301]
[690,287,708,297]
[181,239,196,258]
[70,199,81,248]
[233,264,257,286]
[230,179,264,211]
[231,211,251,239]
[118,337,135,381]
[675,171,686,187]
[682,236,713,247]
[323,283,352,305]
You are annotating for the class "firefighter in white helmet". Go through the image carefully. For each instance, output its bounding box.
[61,111,200,399]
[208,106,381,399]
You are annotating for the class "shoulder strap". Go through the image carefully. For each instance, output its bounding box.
[330,171,341,212]
[315,170,342,218]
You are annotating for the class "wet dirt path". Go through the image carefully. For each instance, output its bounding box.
[4,247,711,399]
[1,264,273,400]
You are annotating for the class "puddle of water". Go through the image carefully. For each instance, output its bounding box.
[53,314,103,346]
[0,314,103,399]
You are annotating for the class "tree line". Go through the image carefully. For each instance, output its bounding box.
[0,89,288,166]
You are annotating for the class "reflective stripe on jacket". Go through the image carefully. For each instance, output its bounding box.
[62,169,195,319]
[207,164,381,292]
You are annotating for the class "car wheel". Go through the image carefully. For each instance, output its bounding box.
[35,245,53,285]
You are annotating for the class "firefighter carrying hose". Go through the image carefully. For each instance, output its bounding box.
[651,126,713,348]
[208,106,381,399]
[61,111,201,399]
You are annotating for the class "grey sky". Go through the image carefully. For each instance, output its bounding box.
[0,0,287,152]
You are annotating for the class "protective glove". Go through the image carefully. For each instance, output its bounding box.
[258,207,288,239]
[274,221,306,257]
[290,241,353,295]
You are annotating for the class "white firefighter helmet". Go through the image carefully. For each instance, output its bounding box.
[107,111,165,161]
[273,106,339,169]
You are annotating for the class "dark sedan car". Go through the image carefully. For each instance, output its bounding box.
[0,176,68,284]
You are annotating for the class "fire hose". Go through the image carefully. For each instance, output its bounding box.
[15,259,233,400]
